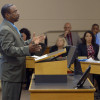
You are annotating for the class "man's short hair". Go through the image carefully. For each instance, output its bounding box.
[92,24,99,28]
[1,4,13,18]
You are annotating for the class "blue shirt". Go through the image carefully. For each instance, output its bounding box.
[5,19,22,37]
[96,32,100,46]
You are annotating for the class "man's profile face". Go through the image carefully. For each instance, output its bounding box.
[64,23,71,32]
[6,5,20,22]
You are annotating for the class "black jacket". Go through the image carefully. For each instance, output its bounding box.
[78,43,99,59]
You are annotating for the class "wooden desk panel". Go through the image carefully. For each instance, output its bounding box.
[35,60,67,75]
[80,62,100,74]
[26,57,100,74]
[26,56,35,68]
[30,92,94,100]
[26,56,71,71]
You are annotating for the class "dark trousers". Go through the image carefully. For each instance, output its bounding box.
[26,68,33,89]
[1,81,22,100]
[94,75,100,91]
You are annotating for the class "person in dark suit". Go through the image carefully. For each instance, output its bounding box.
[0,4,45,100]
[60,23,82,46]
[78,31,100,96]
[78,31,99,59]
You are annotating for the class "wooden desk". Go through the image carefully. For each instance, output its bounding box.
[80,62,100,74]
[26,56,35,68]
[26,57,100,75]
[26,56,71,68]
[29,74,95,100]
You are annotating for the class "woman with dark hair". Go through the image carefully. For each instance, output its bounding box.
[20,28,31,40]
[78,31,99,59]
[20,28,46,89]
[20,28,32,90]
[20,28,46,56]
[78,31,100,98]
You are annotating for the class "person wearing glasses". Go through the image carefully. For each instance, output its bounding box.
[91,24,100,46]
[60,22,81,46]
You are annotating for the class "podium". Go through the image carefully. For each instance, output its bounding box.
[28,48,95,100]
[29,74,95,100]
[34,49,68,83]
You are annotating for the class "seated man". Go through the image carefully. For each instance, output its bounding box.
[91,24,100,46]
[60,22,81,46]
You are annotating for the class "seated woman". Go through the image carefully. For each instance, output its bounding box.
[50,36,69,59]
[20,28,46,89]
[20,28,31,41]
[78,31,99,59]
[78,31,100,96]
[20,28,46,56]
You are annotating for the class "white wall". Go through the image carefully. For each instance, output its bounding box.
[0,0,100,45]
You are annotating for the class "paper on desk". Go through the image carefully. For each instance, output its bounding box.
[32,54,48,61]
[85,58,100,63]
